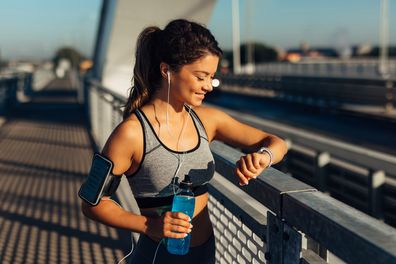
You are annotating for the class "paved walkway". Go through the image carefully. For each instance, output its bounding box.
[0,78,130,263]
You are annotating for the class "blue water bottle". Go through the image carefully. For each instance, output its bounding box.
[167,175,195,255]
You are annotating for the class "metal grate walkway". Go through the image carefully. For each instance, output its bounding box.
[0,78,131,264]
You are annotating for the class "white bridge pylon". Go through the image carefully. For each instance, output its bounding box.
[93,0,217,97]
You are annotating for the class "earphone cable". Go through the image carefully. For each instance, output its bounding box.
[152,238,164,264]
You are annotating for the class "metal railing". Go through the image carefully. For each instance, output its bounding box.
[209,105,396,226]
[84,78,396,263]
[250,59,396,79]
[0,72,32,115]
[219,74,395,112]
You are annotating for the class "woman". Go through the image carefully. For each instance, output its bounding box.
[81,19,287,263]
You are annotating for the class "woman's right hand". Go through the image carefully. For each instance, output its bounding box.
[145,211,193,241]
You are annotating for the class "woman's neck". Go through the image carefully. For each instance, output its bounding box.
[150,86,187,118]
[149,96,191,147]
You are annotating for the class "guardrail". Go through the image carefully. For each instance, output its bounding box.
[84,78,396,263]
[0,72,32,115]
[251,60,396,79]
[219,74,395,112]
[209,105,396,227]
[211,141,396,264]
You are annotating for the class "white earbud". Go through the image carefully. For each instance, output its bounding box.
[212,78,220,88]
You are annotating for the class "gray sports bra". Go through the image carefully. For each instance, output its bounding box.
[127,107,215,208]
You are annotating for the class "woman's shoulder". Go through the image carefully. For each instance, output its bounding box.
[103,112,143,153]
[101,112,144,175]
[113,112,143,142]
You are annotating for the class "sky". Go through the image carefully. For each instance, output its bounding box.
[0,0,102,60]
[210,0,396,51]
[0,0,395,60]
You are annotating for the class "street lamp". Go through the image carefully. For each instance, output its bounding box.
[232,0,241,74]
[379,0,390,78]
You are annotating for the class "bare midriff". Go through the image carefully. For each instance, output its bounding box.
[139,192,213,247]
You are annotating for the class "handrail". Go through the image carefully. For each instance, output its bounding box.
[283,190,396,263]
[219,74,395,112]
[210,105,396,178]
[211,141,396,263]
[87,79,127,103]
[207,104,396,220]
[210,141,316,216]
[0,72,31,115]
[252,60,396,79]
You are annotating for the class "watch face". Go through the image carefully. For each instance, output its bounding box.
[258,147,268,154]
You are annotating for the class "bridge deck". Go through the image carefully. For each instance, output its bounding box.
[0,78,130,264]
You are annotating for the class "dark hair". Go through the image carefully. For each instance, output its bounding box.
[123,19,223,119]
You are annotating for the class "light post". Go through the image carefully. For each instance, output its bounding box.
[379,0,390,78]
[245,0,255,74]
[232,0,241,74]
[379,0,394,112]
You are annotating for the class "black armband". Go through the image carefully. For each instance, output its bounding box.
[103,174,121,196]
[78,153,121,206]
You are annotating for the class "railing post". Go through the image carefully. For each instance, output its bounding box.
[76,73,84,104]
[91,88,100,147]
[266,211,301,264]
[368,169,385,218]
[23,72,33,96]
[303,235,327,261]
[385,79,394,112]
[283,221,302,263]
[0,79,6,115]
[111,100,119,129]
[266,212,282,263]
[83,76,91,130]
[97,91,104,148]
[315,152,330,192]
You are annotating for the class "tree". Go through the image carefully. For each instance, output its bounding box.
[240,42,278,64]
[221,42,278,72]
[53,47,84,69]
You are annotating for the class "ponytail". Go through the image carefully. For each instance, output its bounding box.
[123,27,162,119]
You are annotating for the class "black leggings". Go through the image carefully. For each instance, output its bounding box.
[128,233,216,264]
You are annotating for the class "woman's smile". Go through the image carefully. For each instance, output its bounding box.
[195,92,205,100]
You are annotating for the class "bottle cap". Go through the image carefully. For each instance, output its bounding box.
[179,175,193,190]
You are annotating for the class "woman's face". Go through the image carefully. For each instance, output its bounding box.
[170,54,219,107]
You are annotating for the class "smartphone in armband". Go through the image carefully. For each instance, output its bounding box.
[78,153,114,206]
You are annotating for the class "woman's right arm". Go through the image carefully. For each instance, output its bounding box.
[82,200,192,240]
[80,117,192,240]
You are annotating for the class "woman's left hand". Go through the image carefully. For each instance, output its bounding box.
[234,153,270,186]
